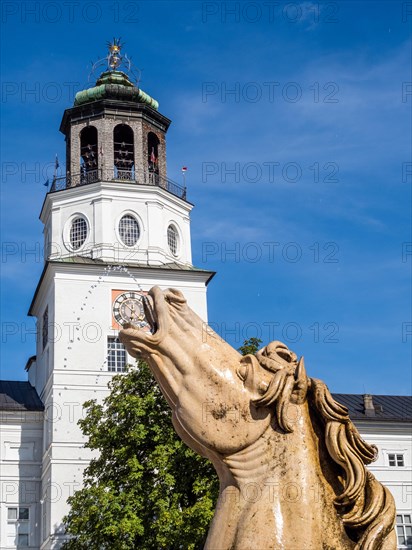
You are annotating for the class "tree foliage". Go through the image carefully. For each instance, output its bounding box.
[238,337,262,356]
[63,339,260,548]
[62,362,218,549]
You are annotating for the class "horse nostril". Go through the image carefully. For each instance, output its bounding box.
[278,350,292,362]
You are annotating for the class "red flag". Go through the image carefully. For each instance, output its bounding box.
[181,166,188,172]
[150,148,157,164]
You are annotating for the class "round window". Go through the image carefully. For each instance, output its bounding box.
[119,215,140,246]
[70,217,88,250]
[167,225,179,256]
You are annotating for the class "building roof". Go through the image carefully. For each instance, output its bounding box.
[0,379,409,421]
[0,381,44,411]
[74,71,159,111]
[332,393,412,422]
[55,256,210,272]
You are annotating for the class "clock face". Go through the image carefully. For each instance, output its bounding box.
[112,292,149,329]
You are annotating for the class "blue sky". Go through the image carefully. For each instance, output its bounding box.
[1,0,411,394]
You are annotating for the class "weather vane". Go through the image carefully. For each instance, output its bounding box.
[89,38,141,84]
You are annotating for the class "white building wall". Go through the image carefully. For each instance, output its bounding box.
[41,182,193,267]
[355,422,412,531]
[0,411,43,549]
[27,279,55,399]
[28,262,211,548]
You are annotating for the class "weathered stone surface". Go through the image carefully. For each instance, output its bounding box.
[120,287,397,550]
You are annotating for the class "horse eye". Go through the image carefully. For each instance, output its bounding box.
[237,365,248,381]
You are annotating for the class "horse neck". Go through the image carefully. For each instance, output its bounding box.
[223,401,319,484]
[205,401,351,550]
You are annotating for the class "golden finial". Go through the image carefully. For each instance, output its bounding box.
[107,38,123,70]
[88,39,141,85]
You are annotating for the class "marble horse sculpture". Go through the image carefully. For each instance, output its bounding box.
[120,287,396,550]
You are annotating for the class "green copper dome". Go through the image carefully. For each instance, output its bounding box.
[96,70,135,87]
[74,70,159,110]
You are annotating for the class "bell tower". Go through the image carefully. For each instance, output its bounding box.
[62,61,169,187]
[26,40,214,549]
[43,39,191,267]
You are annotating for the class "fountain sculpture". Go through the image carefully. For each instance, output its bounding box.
[120,287,396,550]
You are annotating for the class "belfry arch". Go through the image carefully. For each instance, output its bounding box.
[79,126,98,183]
[147,132,160,173]
[113,124,135,180]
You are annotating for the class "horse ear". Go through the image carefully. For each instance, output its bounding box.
[292,357,308,404]
[164,288,186,303]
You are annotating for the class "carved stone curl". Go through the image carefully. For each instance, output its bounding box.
[120,287,396,550]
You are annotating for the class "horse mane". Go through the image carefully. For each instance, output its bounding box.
[252,347,396,550]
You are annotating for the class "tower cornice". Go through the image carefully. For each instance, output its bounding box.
[60,99,171,135]
[28,260,215,317]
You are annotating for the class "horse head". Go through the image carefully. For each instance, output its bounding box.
[119,287,308,457]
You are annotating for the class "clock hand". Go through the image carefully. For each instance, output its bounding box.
[122,303,133,320]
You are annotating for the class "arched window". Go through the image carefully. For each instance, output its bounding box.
[70,217,88,250]
[148,132,160,178]
[80,126,98,183]
[167,224,179,256]
[114,124,134,181]
[118,214,140,246]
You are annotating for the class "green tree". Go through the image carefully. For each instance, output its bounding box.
[63,339,261,549]
[62,362,219,550]
[238,337,262,356]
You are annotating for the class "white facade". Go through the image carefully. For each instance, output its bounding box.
[25,174,211,547]
[41,180,194,267]
[0,408,43,549]
[25,261,211,548]
[356,421,412,549]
